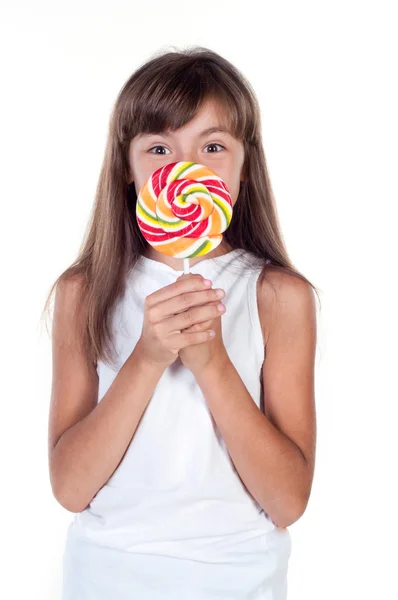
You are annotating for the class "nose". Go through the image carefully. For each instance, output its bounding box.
[173,151,201,165]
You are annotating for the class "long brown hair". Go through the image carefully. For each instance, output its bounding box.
[40,46,321,370]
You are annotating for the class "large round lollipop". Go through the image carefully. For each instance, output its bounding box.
[136,161,233,274]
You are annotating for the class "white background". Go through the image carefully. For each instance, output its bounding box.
[1,0,397,598]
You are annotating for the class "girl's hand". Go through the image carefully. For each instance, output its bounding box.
[176,273,228,377]
[136,273,225,370]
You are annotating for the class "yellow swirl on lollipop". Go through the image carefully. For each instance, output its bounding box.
[136,161,233,262]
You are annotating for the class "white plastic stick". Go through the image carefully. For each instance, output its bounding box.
[183,258,190,274]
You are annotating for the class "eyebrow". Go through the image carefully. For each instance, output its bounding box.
[196,127,232,137]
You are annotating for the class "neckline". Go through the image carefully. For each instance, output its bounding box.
[136,248,243,275]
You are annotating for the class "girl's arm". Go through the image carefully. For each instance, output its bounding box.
[194,272,317,528]
[48,276,165,513]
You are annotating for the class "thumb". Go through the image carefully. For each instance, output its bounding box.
[176,273,201,281]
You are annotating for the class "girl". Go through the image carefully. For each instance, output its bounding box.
[44,46,319,599]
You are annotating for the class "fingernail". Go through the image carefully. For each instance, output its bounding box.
[203,279,212,287]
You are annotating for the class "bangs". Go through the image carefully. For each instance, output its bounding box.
[117,57,254,145]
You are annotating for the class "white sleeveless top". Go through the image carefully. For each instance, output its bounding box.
[62,249,292,599]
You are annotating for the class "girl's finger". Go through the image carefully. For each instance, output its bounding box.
[182,319,213,333]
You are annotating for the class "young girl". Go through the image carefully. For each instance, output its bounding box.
[44,46,319,599]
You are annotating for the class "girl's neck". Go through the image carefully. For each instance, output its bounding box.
[142,242,234,271]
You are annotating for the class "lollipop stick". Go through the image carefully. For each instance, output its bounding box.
[183,258,190,274]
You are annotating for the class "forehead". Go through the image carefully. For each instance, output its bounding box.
[134,98,236,141]
[136,125,233,140]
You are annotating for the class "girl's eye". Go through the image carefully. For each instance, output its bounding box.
[204,143,225,153]
[148,145,170,155]
[148,143,225,155]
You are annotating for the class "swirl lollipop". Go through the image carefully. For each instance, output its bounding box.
[136,161,233,274]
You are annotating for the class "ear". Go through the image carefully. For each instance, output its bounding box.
[127,166,134,185]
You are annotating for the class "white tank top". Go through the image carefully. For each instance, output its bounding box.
[63,249,292,598]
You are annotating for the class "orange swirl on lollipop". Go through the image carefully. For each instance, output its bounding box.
[136,161,233,259]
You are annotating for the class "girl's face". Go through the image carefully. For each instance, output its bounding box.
[127,98,245,208]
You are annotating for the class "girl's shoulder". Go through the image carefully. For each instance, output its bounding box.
[256,265,314,349]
